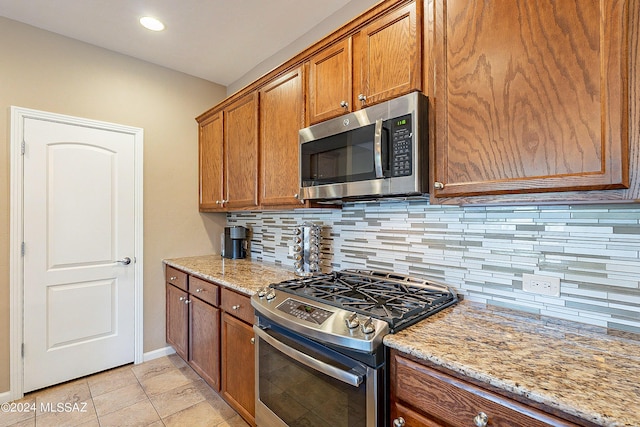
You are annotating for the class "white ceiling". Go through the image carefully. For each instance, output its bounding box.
[0,0,357,87]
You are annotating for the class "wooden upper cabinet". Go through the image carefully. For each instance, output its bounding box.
[308,38,353,124]
[355,1,422,108]
[224,92,260,210]
[259,67,306,207]
[432,0,629,199]
[199,111,225,211]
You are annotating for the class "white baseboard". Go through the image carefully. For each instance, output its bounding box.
[142,346,176,362]
[0,390,13,404]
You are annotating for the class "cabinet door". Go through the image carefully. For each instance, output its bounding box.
[259,67,306,208]
[221,312,255,426]
[355,1,421,108]
[189,297,221,391]
[199,111,225,211]
[432,0,628,199]
[225,92,259,210]
[166,284,188,361]
[308,38,353,123]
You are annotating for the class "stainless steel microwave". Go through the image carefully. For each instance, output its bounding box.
[299,91,428,201]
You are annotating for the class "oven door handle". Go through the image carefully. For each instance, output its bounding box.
[254,326,364,387]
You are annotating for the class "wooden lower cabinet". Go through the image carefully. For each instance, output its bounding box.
[166,268,257,426]
[390,350,582,427]
[165,268,221,391]
[221,293,256,427]
[189,297,221,390]
[166,284,188,361]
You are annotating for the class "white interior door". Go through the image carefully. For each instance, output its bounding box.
[22,116,138,392]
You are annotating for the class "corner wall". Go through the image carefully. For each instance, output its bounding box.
[0,17,227,393]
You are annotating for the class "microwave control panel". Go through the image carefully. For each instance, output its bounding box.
[389,114,412,177]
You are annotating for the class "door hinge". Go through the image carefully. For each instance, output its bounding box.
[21,140,25,155]
[21,242,25,256]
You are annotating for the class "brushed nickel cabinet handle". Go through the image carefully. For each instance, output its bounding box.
[474,412,488,427]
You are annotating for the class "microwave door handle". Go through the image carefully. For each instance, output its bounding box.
[374,119,384,179]
[254,325,364,387]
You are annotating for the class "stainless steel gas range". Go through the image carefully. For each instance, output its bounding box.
[251,269,458,427]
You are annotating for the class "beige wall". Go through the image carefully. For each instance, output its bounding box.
[227,0,380,95]
[0,17,227,393]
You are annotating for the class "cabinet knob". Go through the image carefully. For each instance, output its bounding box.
[195,288,202,293]
[170,276,177,281]
[250,337,255,345]
[232,304,241,310]
[393,417,405,427]
[474,412,489,427]
[215,200,221,205]
[358,94,367,104]
[179,296,185,302]
[434,181,445,190]
[184,299,191,305]
[340,100,349,109]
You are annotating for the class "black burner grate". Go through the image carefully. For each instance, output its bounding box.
[271,269,458,332]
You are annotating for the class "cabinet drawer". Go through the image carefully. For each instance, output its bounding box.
[221,288,253,324]
[165,266,187,291]
[190,276,220,306]
[393,354,576,427]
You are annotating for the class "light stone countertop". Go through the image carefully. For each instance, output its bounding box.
[163,255,640,427]
[384,300,640,427]
[164,255,297,295]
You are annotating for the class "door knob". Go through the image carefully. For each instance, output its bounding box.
[117,257,132,265]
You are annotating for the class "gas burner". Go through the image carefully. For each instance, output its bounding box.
[271,269,458,332]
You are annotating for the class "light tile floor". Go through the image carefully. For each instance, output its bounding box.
[1,354,249,427]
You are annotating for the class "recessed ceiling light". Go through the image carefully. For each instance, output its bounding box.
[140,16,165,32]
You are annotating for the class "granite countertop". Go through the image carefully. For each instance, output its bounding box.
[163,256,639,427]
[164,255,297,295]
[384,300,640,427]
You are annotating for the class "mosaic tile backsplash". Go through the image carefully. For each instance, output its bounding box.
[227,201,640,334]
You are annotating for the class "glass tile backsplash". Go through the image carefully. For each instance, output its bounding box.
[227,201,640,334]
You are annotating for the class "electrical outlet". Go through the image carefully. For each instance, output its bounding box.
[522,273,561,297]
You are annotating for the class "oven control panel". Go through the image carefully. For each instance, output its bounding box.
[276,298,334,325]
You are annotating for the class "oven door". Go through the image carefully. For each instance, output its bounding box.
[254,322,382,427]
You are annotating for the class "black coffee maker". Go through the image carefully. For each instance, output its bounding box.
[221,226,247,259]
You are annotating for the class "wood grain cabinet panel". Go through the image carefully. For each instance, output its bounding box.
[308,37,353,123]
[166,283,188,361]
[189,296,221,390]
[221,310,256,426]
[355,1,422,108]
[390,351,580,427]
[165,266,188,291]
[166,269,221,391]
[259,66,306,207]
[199,111,225,211]
[431,0,629,199]
[224,92,259,210]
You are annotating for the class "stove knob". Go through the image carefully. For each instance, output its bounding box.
[257,287,267,298]
[345,312,360,329]
[294,227,302,235]
[361,317,375,334]
[266,289,277,301]
[293,245,302,253]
